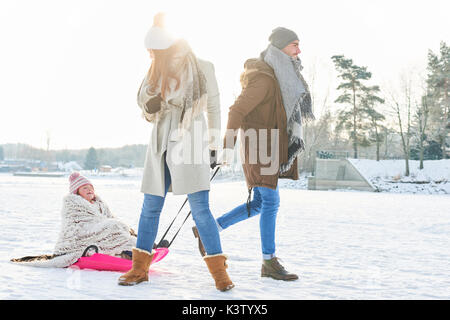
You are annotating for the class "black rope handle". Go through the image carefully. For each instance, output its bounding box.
[81,245,99,257]
[156,166,222,249]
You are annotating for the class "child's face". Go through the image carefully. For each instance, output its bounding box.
[78,184,95,202]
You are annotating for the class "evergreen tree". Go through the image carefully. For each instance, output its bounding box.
[426,41,450,159]
[0,146,4,161]
[331,55,373,158]
[84,147,99,170]
[360,85,385,161]
[412,96,430,168]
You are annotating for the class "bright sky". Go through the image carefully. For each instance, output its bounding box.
[0,0,448,150]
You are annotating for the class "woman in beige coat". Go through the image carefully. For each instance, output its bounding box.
[118,14,234,292]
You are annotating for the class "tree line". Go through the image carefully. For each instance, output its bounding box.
[0,144,147,169]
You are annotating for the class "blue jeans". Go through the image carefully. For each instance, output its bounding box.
[136,158,222,256]
[216,186,280,259]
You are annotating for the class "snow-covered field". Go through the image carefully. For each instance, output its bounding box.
[1,172,449,300]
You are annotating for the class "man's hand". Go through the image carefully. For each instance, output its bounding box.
[217,148,235,167]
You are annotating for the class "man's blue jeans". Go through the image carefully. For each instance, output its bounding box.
[216,186,280,259]
[136,159,222,255]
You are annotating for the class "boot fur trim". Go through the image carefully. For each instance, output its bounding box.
[133,247,154,256]
[203,253,228,261]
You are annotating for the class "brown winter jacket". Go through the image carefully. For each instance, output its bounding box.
[224,58,299,190]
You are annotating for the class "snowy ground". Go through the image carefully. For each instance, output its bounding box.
[1,173,449,299]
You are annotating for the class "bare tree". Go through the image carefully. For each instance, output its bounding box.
[46,130,51,152]
[300,58,334,172]
[385,74,415,176]
[383,125,397,159]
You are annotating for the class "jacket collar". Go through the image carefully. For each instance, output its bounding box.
[243,58,275,80]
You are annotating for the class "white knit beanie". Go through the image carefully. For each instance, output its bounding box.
[144,13,176,50]
[69,172,93,194]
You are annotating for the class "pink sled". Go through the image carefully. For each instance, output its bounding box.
[71,247,169,272]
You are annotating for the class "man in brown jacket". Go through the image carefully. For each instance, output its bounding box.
[193,27,314,281]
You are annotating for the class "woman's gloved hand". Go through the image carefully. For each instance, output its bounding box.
[145,93,163,114]
[210,150,218,169]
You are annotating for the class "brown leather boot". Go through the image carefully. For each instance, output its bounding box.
[118,248,154,286]
[192,226,206,257]
[204,254,235,291]
[261,257,299,281]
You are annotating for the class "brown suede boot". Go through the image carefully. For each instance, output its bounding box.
[261,257,299,281]
[118,248,154,286]
[192,226,206,257]
[204,254,235,292]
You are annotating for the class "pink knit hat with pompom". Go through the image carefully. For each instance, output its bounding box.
[69,172,93,194]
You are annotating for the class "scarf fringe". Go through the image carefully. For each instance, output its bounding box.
[280,138,305,174]
[300,93,315,124]
[178,93,208,131]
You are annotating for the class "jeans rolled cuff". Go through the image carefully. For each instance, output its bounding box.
[262,253,276,260]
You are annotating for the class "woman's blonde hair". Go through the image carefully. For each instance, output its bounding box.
[147,44,184,100]
[146,13,186,100]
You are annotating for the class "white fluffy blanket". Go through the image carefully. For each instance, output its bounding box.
[11,194,136,268]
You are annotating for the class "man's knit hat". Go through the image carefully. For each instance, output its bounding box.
[268,27,299,50]
[69,172,93,194]
[144,12,176,50]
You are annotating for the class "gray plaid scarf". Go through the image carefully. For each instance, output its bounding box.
[262,44,314,173]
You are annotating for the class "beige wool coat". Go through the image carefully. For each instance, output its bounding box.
[137,59,221,197]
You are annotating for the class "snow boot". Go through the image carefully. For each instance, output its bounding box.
[192,226,206,257]
[204,254,235,291]
[118,248,154,286]
[261,257,299,281]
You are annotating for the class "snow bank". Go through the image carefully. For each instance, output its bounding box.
[348,159,450,194]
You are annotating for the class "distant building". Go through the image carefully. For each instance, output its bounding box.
[100,165,112,173]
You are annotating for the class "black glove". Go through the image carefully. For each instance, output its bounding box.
[144,93,163,114]
[210,149,218,169]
